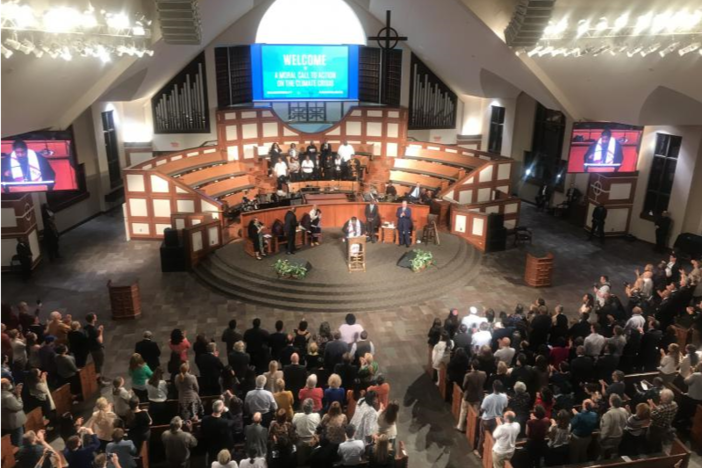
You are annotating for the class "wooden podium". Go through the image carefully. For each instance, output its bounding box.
[524,251,554,287]
[347,237,366,273]
[108,279,142,319]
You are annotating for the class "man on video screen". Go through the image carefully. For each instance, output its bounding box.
[1,139,56,191]
[584,129,623,172]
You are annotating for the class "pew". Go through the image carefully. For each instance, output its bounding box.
[392,158,462,181]
[438,362,449,401]
[24,406,44,433]
[404,146,485,170]
[388,170,447,191]
[79,362,98,402]
[155,152,224,176]
[426,345,434,378]
[135,434,149,468]
[1,435,17,468]
[623,371,660,397]
[452,383,463,423]
[691,404,702,453]
[51,383,73,417]
[177,162,246,187]
[466,401,480,450]
[673,324,691,348]
[199,175,256,199]
[288,180,358,193]
[221,189,259,208]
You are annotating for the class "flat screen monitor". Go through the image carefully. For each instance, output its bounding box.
[251,44,359,101]
[566,122,643,173]
[1,132,79,193]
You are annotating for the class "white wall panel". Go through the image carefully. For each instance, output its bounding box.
[504,203,518,214]
[387,123,399,138]
[2,208,17,228]
[477,188,491,202]
[609,183,632,200]
[458,190,473,204]
[607,208,630,233]
[227,146,239,161]
[262,122,278,137]
[455,214,466,233]
[346,121,361,136]
[191,231,203,251]
[497,163,511,180]
[479,165,493,183]
[150,175,170,193]
[155,224,171,236]
[472,217,484,236]
[153,199,171,218]
[366,122,382,137]
[242,123,257,139]
[176,200,195,213]
[386,143,398,157]
[127,174,145,192]
[208,226,220,246]
[129,198,148,217]
[132,223,150,235]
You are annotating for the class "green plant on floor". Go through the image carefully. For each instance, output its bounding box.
[273,259,308,279]
[410,249,434,272]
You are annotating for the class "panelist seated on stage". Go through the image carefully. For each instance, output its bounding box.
[2,139,56,191]
[396,200,413,248]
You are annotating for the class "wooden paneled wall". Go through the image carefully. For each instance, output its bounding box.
[585,172,639,236]
[1,193,41,270]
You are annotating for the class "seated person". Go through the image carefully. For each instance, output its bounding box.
[385,182,397,201]
[408,183,421,204]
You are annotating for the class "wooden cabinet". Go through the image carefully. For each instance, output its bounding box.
[524,252,554,287]
[108,280,141,320]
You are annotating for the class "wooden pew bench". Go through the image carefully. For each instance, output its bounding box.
[79,362,98,402]
[155,152,224,176]
[199,175,256,199]
[388,170,447,192]
[403,146,485,170]
[51,383,73,417]
[393,158,462,181]
[177,162,247,188]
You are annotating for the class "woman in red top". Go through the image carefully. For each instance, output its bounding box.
[298,374,323,412]
[346,379,365,420]
[534,386,554,418]
[169,329,191,362]
[526,404,551,468]
[549,337,570,368]
[367,374,390,409]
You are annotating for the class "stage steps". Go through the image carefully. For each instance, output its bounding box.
[192,237,483,312]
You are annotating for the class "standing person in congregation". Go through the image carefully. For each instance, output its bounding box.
[654,211,672,253]
[284,207,298,255]
[134,331,160,373]
[273,157,288,192]
[364,201,380,243]
[41,204,61,261]
[306,141,318,177]
[408,183,421,204]
[301,155,314,181]
[492,411,520,468]
[589,203,607,243]
[396,201,413,248]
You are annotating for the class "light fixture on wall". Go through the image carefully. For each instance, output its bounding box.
[0,1,153,61]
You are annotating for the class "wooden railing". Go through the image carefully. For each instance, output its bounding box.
[393,158,463,180]
[177,162,247,187]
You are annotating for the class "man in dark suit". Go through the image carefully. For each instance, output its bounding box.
[569,313,592,341]
[244,318,270,373]
[365,202,380,243]
[197,342,224,396]
[283,353,308,406]
[589,203,607,243]
[570,346,594,389]
[324,332,348,370]
[654,211,672,253]
[284,207,298,255]
[594,343,619,383]
[529,307,552,351]
[333,353,358,389]
[279,335,301,367]
[549,305,569,345]
[221,319,243,355]
[268,321,287,362]
[228,341,250,378]
[134,331,161,371]
[396,200,413,247]
[201,399,237,463]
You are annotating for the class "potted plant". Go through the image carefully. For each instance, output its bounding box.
[410,249,434,272]
[273,259,308,279]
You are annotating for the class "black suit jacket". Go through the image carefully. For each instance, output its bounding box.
[594,354,619,382]
[279,345,301,367]
[570,356,594,386]
[284,211,297,236]
[269,332,287,361]
[135,339,161,371]
[324,339,349,370]
[283,364,308,398]
[228,350,250,378]
[201,413,236,458]
[197,352,224,394]
[365,204,380,228]
[333,362,358,389]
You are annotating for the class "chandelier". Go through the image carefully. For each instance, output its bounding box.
[1,1,153,61]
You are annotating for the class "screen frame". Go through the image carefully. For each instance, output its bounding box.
[565,121,644,174]
[251,43,359,102]
[1,128,84,201]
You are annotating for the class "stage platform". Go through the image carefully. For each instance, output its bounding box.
[193,230,482,311]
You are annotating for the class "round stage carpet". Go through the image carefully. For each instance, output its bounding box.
[194,230,482,311]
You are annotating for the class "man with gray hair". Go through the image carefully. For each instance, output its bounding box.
[293,398,321,465]
[135,331,160,371]
[648,388,678,452]
[599,394,628,459]
[201,399,237,463]
[244,412,267,458]
[244,375,277,426]
[161,416,197,468]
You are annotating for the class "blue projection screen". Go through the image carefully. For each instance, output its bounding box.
[251,44,359,101]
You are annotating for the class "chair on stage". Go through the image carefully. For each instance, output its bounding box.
[347,237,366,273]
[421,214,440,246]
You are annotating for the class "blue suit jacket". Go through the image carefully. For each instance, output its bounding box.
[396,207,413,231]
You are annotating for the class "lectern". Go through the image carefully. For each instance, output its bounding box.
[108,279,142,320]
[347,237,366,273]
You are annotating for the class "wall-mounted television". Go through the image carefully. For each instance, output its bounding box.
[566,122,643,173]
[251,44,359,101]
[1,131,79,193]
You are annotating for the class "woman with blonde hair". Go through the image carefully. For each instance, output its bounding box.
[263,360,283,393]
[111,377,133,418]
[273,379,294,421]
[368,433,393,468]
[128,353,153,402]
[659,343,681,382]
[86,397,118,450]
[175,362,202,421]
[358,352,379,386]
[306,341,322,371]
[324,373,345,411]
[211,449,238,468]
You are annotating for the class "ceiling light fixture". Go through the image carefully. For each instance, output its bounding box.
[651,12,671,34]
[678,42,701,55]
[595,17,609,32]
[576,19,590,37]
[634,12,653,34]
[613,13,629,32]
[659,42,679,57]
[527,46,543,57]
[626,46,643,57]
[537,46,554,57]
[640,43,661,57]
